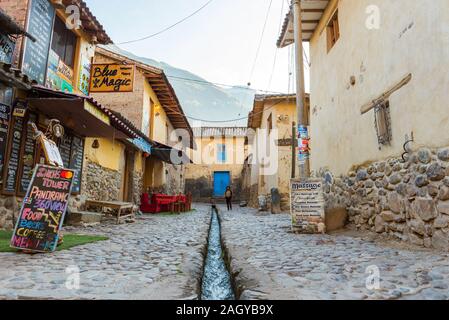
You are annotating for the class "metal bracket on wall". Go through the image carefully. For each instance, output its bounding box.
[401,132,414,163]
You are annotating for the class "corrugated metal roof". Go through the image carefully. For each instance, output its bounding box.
[277,0,330,48]
[192,127,248,138]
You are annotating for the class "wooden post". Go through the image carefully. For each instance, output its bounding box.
[292,0,310,177]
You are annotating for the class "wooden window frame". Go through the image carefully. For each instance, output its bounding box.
[326,9,340,52]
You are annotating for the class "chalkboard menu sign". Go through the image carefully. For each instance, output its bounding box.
[0,103,11,182]
[18,113,38,194]
[21,0,55,84]
[59,134,73,168]
[69,136,84,194]
[10,165,75,253]
[2,114,24,194]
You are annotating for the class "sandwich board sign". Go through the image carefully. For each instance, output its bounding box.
[290,178,325,233]
[10,165,75,253]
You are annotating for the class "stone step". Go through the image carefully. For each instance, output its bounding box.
[67,211,102,225]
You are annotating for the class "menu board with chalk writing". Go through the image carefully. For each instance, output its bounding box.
[10,165,75,253]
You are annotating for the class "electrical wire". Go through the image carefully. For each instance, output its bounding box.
[161,95,290,124]
[248,0,274,85]
[167,75,286,94]
[117,0,216,45]
[266,0,286,91]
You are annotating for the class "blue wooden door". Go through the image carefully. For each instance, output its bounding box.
[213,171,230,197]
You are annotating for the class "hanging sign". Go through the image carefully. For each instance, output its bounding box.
[10,165,75,253]
[89,64,135,93]
[290,179,325,233]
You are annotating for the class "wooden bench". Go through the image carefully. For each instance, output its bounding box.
[85,200,135,224]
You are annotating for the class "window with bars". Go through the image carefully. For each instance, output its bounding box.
[217,144,226,163]
[327,9,340,52]
[374,100,392,147]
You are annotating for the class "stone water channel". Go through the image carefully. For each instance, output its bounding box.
[200,206,235,300]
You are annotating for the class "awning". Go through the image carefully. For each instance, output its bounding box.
[127,137,152,154]
[277,0,331,48]
[151,141,192,164]
[27,97,129,139]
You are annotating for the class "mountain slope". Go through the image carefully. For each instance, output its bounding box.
[100,45,255,127]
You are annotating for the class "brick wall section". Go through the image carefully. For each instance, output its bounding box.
[91,54,145,131]
[0,0,30,67]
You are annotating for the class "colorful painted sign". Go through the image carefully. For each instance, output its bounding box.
[78,56,91,95]
[10,165,75,253]
[89,64,135,93]
[297,125,310,163]
[45,50,74,93]
[290,179,325,233]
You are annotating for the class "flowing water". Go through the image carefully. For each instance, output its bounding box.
[201,207,235,300]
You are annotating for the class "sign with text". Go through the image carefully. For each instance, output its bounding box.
[89,64,135,93]
[21,0,55,84]
[39,135,64,168]
[290,179,325,231]
[10,165,75,253]
[0,33,15,64]
[0,103,11,183]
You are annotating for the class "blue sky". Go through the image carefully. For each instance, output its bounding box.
[84,0,309,94]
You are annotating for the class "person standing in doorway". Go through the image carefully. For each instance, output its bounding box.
[225,186,233,211]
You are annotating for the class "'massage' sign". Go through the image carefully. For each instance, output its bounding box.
[11,165,75,253]
[89,64,135,93]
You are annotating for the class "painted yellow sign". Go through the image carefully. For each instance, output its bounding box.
[89,64,135,93]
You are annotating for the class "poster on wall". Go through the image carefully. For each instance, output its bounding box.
[10,165,75,253]
[78,56,91,95]
[89,64,135,93]
[0,33,15,64]
[21,0,55,84]
[290,179,325,232]
[45,50,74,93]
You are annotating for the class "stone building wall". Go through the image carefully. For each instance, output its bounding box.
[0,196,19,230]
[133,171,144,205]
[82,160,122,202]
[323,147,449,250]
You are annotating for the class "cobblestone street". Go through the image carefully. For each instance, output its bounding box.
[0,208,209,300]
[2,204,449,300]
[219,205,449,300]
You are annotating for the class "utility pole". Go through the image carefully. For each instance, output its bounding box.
[292,0,310,178]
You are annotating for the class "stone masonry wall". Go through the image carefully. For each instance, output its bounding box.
[0,196,19,230]
[82,160,121,202]
[322,147,449,250]
[133,171,144,206]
